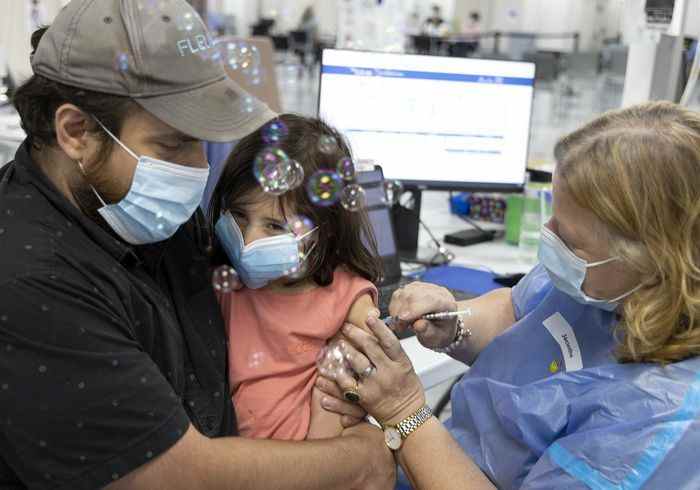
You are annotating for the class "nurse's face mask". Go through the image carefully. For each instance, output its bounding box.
[538,225,642,311]
[79,118,210,245]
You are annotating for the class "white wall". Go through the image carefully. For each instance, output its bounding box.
[454,0,624,52]
[0,0,68,83]
[209,0,258,36]
[216,0,456,39]
[259,0,338,38]
[212,0,637,50]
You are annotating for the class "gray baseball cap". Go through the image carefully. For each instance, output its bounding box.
[31,0,276,142]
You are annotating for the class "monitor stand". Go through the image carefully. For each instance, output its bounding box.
[391,188,496,265]
[391,188,422,263]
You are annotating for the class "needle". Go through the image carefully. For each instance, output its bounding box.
[381,309,471,327]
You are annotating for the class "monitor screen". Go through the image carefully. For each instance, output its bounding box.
[319,49,536,191]
[357,169,397,259]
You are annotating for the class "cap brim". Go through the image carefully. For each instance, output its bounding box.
[135,76,278,143]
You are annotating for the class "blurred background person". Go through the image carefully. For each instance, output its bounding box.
[423,4,449,37]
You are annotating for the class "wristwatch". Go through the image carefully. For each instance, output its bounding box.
[383,405,433,451]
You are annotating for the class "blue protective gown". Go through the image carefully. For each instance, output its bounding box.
[440,264,700,489]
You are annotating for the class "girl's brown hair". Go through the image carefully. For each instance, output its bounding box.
[209,113,382,287]
[555,101,700,364]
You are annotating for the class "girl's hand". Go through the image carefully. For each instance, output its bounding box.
[334,317,426,426]
[389,282,458,350]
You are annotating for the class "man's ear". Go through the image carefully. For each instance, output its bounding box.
[54,104,94,163]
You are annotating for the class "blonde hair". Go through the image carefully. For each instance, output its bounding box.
[555,101,700,364]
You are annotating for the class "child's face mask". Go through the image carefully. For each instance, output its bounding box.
[215,211,317,289]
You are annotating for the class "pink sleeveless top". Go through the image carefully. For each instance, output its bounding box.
[220,268,377,440]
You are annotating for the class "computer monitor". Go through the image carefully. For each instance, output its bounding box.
[356,167,402,285]
[318,49,536,192]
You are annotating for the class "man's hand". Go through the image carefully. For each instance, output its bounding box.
[342,423,396,490]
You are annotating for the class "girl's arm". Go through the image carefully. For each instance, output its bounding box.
[307,293,376,440]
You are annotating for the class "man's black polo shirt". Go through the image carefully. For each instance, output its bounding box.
[0,142,235,489]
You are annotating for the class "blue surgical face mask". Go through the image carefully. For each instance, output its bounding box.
[538,225,641,311]
[82,119,210,245]
[215,211,317,289]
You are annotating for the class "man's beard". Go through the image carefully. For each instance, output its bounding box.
[71,180,103,222]
[68,172,126,238]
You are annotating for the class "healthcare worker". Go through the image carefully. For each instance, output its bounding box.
[317,101,700,489]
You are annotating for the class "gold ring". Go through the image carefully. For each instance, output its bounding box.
[343,380,361,403]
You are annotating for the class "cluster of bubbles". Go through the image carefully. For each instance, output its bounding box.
[253,148,303,195]
[133,2,265,87]
[212,119,405,291]
[253,120,405,212]
[305,136,367,211]
[316,342,353,380]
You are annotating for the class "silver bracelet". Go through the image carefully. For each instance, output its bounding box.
[432,316,471,354]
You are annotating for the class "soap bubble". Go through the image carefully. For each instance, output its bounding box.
[248,351,265,369]
[306,171,343,207]
[283,217,316,280]
[240,44,259,71]
[114,52,129,73]
[283,260,308,281]
[316,342,352,379]
[336,157,356,182]
[382,180,404,206]
[224,41,244,71]
[340,184,366,212]
[137,0,160,12]
[176,11,196,32]
[223,41,262,85]
[317,135,338,155]
[212,266,240,293]
[262,119,289,146]
[254,147,292,195]
[247,65,263,86]
[243,96,255,114]
[286,160,305,190]
[287,215,315,238]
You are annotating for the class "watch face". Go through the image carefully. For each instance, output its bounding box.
[384,427,402,450]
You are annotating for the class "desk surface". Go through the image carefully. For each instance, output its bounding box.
[420,190,535,275]
[400,335,468,390]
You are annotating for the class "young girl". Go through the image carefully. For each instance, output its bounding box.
[209,114,382,441]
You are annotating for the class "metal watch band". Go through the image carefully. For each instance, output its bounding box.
[433,316,472,354]
[396,405,433,439]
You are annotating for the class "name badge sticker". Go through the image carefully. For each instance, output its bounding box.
[542,312,583,372]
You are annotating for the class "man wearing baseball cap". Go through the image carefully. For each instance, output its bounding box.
[0,1,394,489]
